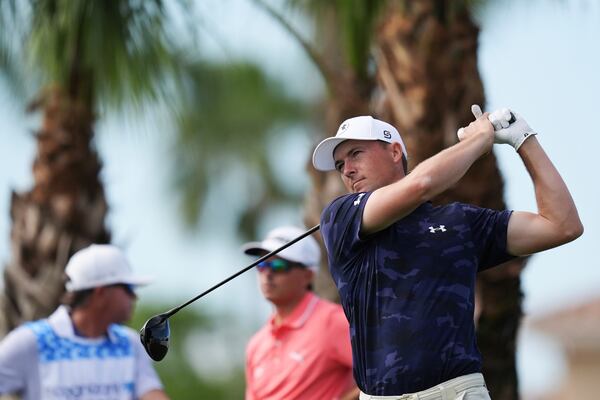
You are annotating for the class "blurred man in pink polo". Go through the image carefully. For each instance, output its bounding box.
[243,226,359,400]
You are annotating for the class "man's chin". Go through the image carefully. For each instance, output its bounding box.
[261,288,278,300]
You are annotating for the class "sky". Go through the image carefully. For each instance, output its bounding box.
[1,0,599,396]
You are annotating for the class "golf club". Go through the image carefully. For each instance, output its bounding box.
[140,224,321,361]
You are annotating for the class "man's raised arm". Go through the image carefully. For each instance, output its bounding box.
[488,108,583,255]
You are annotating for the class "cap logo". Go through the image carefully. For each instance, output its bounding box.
[340,123,348,131]
[383,130,391,140]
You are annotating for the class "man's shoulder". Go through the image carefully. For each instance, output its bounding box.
[6,322,39,340]
[0,322,39,356]
[312,297,347,325]
[108,324,140,345]
[321,192,373,232]
[325,192,370,210]
[315,297,344,313]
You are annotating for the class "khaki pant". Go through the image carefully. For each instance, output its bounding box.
[359,373,490,400]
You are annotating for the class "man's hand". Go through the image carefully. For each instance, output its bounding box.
[490,108,537,151]
[458,105,537,151]
[456,104,494,145]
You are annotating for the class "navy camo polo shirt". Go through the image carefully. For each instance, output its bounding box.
[321,192,515,395]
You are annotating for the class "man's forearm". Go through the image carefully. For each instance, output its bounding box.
[410,132,491,200]
[363,129,492,234]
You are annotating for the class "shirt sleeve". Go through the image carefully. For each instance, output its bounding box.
[327,306,353,368]
[460,204,516,271]
[0,326,37,395]
[321,192,373,272]
[130,330,164,397]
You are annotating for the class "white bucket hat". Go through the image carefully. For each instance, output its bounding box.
[65,244,153,291]
[312,115,407,171]
[241,226,320,273]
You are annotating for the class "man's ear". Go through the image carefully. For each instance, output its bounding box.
[304,268,315,283]
[391,142,404,162]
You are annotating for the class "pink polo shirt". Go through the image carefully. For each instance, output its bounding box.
[245,292,354,400]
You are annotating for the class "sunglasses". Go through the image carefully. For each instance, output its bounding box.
[110,283,136,296]
[256,259,301,272]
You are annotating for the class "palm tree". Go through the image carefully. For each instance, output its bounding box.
[374,3,524,397]
[0,0,184,335]
[260,0,525,398]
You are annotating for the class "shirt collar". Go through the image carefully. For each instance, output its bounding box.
[269,292,319,334]
[48,305,120,343]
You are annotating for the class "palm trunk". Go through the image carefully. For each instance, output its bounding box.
[304,7,375,302]
[0,85,110,336]
[374,1,524,398]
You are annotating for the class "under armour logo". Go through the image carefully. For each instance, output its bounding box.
[340,123,348,131]
[383,130,392,139]
[428,225,446,233]
[354,193,365,206]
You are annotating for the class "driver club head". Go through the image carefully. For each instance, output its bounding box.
[139,314,171,361]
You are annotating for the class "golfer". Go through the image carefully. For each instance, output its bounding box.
[311,106,583,399]
[0,244,169,400]
[243,226,359,400]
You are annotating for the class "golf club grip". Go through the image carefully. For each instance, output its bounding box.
[490,112,516,131]
[165,224,321,317]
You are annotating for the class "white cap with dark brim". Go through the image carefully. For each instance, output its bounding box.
[65,244,153,291]
[242,226,320,273]
[312,115,407,171]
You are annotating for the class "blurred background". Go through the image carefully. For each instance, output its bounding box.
[1,0,599,399]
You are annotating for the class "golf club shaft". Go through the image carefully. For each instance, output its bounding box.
[163,224,321,318]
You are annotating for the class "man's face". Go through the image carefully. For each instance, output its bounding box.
[100,284,137,324]
[256,256,312,306]
[333,140,405,193]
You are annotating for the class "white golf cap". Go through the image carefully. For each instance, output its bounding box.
[65,244,153,291]
[241,226,320,273]
[312,115,407,171]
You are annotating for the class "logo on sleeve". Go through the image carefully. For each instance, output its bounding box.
[353,193,366,206]
[428,225,447,233]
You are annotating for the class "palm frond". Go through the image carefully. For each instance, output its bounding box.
[0,0,28,97]
[170,59,308,232]
[7,0,190,109]
[283,0,387,80]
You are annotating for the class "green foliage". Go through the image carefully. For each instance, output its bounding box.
[0,0,26,96]
[334,0,386,80]
[170,59,308,236]
[130,302,245,399]
[0,0,185,109]
[0,0,312,243]
[283,0,387,81]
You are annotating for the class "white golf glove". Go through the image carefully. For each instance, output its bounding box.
[489,108,537,151]
[457,105,537,151]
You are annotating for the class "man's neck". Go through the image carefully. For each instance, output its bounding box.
[70,309,109,338]
[272,292,309,326]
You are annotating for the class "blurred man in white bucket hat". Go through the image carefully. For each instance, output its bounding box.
[0,244,170,400]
